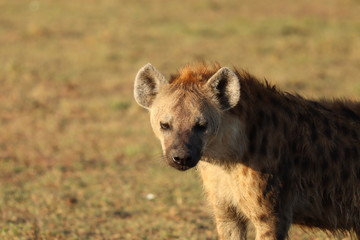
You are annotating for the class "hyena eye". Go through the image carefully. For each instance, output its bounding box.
[160,122,171,130]
[194,122,207,132]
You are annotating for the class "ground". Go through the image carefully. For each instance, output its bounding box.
[0,0,359,239]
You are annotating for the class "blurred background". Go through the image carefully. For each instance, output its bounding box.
[0,0,359,239]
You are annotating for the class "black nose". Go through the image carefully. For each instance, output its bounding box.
[172,155,192,165]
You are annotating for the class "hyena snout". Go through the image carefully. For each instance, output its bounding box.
[167,146,200,171]
[172,152,192,165]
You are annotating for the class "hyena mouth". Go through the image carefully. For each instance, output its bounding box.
[168,156,200,171]
[173,164,192,171]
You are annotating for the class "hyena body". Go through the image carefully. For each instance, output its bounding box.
[134,63,360,240]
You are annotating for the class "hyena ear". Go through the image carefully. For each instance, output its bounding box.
[134,63,167,109]
[206,67,240,111]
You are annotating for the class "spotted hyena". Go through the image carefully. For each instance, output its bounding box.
[134,63,360,240]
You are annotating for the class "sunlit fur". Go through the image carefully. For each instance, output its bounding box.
[169,62,222,85]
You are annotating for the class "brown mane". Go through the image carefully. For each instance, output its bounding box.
[169,62,221,85]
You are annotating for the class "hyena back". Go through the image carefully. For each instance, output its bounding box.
[134,63,360,240]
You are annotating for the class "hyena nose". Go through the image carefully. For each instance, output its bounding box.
[172,155,192,166]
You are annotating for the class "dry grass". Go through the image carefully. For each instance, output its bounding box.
[0,0,360,239]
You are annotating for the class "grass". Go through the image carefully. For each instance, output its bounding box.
[0,0,360,239]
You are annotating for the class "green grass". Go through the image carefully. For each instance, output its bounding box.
[0,0,360,239]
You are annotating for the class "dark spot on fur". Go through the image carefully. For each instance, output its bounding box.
[322,196,332,209]
[269,95,293,116]
[340,123,350,136]
[271,112,279,128]
[310,100,332,112]
[308,106,319,118]
[344,147,351,160]
[269,96,281,108]
[334,121,341,130]
[264,112,270,123]
[278,155,292,184]
[256,91,264,102]
[241,153,250,164]
[356,168,360,180]
[352,147,359,159]
[322,174,330,187]
[261,167,269,174]
[294,156,300,166]
[335,186,342,200]
[242,167,248,176]
[322,116,330,126]
[257,196,263,204]
[259,214,268,222]
[341,169,350,182]
[283,122,289,137]
[273,147,280,159]
[257,110,265,128]
[321,159,329,170]
[351,130,358,140]
[289,140,297,154]
[262,231,273,238]
[298,112,308,123]
[323,118,332,139]
[259,135,268,156]
[283,105,293,117]
[248,124,257,155]
[340,106,360,122]
[263,175,278,199]
[301,158,310,172]
[316,144,324,156]
[330,147,339,163]
[277,226,290,240]
[309,121,318,142]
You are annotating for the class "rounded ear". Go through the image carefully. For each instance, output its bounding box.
[134,63,167,109]
[206,67,240,111]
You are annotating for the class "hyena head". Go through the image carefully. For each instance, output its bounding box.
[134,63,240,171]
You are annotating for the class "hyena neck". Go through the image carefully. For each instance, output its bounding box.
[202,74,289,169]
[202,112,247,167]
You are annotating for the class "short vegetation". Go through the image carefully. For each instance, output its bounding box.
[0,0,359,239]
